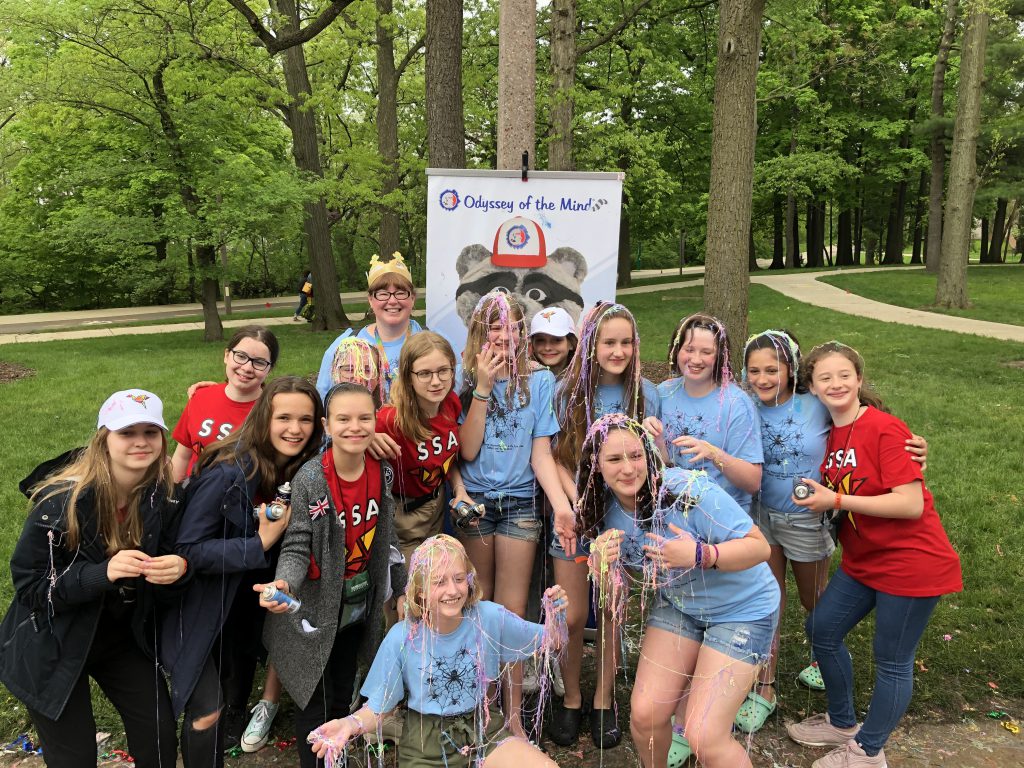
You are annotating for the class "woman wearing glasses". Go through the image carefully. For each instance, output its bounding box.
[316,253,421,403]
[372,332,475,561]
[171,325,278,482]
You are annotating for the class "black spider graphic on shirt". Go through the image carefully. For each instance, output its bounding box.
[426,647,479,708]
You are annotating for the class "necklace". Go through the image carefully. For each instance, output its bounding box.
[373,325,408,383]
[824,405,865,489]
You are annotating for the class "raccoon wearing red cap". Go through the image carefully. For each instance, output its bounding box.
[454,216,588,330]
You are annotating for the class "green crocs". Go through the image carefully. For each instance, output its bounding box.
[734,690,777,734]
[667,729,692,768]
[797,661,826,691]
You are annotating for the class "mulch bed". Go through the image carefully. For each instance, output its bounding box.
[0,361,35,384]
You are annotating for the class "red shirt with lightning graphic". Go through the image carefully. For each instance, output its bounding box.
[822,406,962,597]
[376,390,461,498]
[322,452,382,578]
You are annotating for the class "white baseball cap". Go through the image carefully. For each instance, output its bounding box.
[529,307,576,339]
[98,390,167,431]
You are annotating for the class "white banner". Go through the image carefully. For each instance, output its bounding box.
[425,169,624,357]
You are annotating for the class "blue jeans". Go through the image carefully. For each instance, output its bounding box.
[807,568,940,756]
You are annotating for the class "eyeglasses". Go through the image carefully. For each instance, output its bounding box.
[411,366,454,383]
[230,349,272,371]
[371,288,412,302]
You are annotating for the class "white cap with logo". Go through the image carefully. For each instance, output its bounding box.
[529,307,577,339]
[98,390,167,431]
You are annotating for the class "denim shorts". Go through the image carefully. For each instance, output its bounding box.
[458,494,542,542]
[647,597,778,665]
[754,498,836,563]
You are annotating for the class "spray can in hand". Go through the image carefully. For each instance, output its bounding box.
[261,585,301,614]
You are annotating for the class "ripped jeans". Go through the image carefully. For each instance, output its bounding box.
[458,493,542,542]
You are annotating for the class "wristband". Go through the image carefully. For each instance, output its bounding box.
[181,557,188,575]
[346,713,366,735]
[694,540,703,569]
[710,544,719,570]
[472,389,490,402]
[834,491,843,513]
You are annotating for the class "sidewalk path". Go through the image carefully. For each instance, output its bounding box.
[2,265,1021,345]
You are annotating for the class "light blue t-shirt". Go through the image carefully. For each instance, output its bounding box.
[356,319,424,398]
[657,379,763,513]
[600,468,778,623]
[460,370,558,498]
[315,320,424,402]
[755,392,831,514]
[361,601,544,716]
[595,378,662,421]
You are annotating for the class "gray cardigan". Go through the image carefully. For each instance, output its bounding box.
[263,455,407,710]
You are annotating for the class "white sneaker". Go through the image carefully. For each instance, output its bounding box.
[551,658,566,697]
[522,657,541,694]
[240,699,279,753]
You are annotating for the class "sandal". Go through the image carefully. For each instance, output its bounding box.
[667,729,692,768]
[797,661,826,691]
[547,700,583,746]
[589,705,622,749]
[734,689,777,734]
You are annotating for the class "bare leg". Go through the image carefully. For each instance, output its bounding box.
[484,736,558,768]
[553,557,590,709]
[683,646,759,768]
[461,533,497,601]
[493,534,539,739]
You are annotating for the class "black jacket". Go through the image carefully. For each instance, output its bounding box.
[0,482,184,720]
[159,460,270,716]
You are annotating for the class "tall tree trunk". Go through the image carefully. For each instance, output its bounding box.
[910,169,928,264]
[548,0,576,170]
[986,197,1008,263]
[926,0,958,272]
[979,216,989,263]
[617,150,632,287]
[497,0,536,168]
[854,203,863,264]
[836,208,853,265]
[426,0,466,167]
[703,0,765,372]
[786,195,799,268]
[805,200,815,266]
[883,101,917,264]
[376,0,401,257]
[273,0,349,330]
[771,193,785,269]
[936,12,987,307]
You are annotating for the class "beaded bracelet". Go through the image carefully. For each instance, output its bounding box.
[472,389,490,402]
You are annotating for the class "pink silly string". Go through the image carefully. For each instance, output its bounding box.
[469,292,529,411]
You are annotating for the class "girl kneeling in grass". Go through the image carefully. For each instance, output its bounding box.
[784,342,961,768]
[308,534,568,767]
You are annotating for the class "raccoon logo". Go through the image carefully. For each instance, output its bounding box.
[453,215,588,329]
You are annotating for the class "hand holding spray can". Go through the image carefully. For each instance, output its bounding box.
[261,585,301,614]
[254,482,292,522]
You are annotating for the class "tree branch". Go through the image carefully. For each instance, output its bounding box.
[396,35,425,78]
[225,0,359,54]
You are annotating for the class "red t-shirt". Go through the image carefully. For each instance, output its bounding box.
[172,383,256,475]
[821,406,962,597]
[376,390,461,499]
[322,452,382,579]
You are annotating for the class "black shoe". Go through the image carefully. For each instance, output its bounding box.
[589,705,622,749]
[222,706,245,753]
[547,700,583,746]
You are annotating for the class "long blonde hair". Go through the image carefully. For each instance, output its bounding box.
[405,535,482,621]
[460,292,530,410]
[33,428,173,555]
[390,331,457,444]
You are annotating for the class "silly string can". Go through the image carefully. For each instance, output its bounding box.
[254,481,292,522]
[261,585,301,614]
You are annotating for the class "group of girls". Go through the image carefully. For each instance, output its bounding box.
[0,252,962,768]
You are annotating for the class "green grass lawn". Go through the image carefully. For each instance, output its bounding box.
[820,265,1024,326]
[0,284,1022,742]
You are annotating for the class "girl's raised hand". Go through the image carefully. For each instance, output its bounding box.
[671,436,720,465]
[791,476,835,514]
[641,416,663,441]
[256,503,292,551]
[643,523,697,569]
[590,529,622,570]
[107,549,149,581]
[368,432,400,461]
[141,554,187,584]
[474,343,503,395]
[253,579,294,613]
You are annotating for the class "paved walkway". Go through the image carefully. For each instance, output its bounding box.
[2,265,1021,345]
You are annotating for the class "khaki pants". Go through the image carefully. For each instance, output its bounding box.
[394,493,446,563]
[400,707,507,767]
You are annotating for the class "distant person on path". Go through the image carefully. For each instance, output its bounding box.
[293,271,313,322]
[0,390,184,767]
[316,252,421,401]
